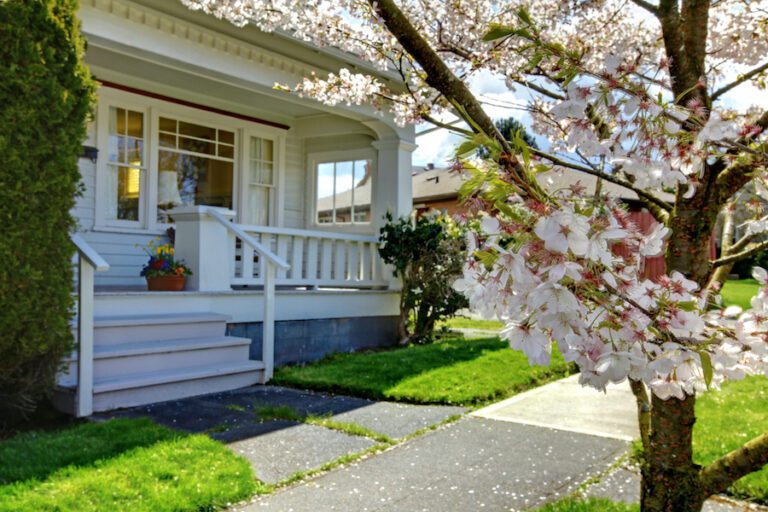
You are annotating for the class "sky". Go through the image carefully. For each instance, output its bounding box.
[412,68,768,168]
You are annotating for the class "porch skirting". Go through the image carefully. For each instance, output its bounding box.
[227,316,399,366]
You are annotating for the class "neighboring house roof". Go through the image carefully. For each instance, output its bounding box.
[411,166,676,206]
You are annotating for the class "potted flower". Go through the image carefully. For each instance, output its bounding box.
[139,238,192,291]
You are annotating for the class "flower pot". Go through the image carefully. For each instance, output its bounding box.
[146,275,187,291]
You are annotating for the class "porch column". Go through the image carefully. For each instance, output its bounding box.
[169,205,235,292]
[372,139,417,229]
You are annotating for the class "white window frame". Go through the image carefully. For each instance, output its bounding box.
[307,148,377,233]
[94,88,286,233]
[238,127,287,228]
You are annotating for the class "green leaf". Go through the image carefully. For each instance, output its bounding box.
[700,351,713,389]
[677,301,697,312]
[483,24,515,41]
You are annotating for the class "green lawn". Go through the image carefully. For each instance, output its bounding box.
[721,278,760,309]
[437,317,505,331]
[694,375,768,502]
[273,337,573,405]
[534,497,637,512]
[0,418,259,511]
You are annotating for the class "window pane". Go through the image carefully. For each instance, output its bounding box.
[179,120,216,141]
[352,159,372,223]
[157,150,233,222]
[246,185,270,225]
[179,136,215,156]
[316,162,335,224]
[219,130,235,145]
[106,164,141,221]
[219,144,234,159]
[127,110,143,138]
[158,132,176,149]
[159,117,176,132]
[126,137,143,166]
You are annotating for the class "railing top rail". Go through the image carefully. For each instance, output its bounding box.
[238,223,379,244]
[208,210,290,270]
[71,234,110,272]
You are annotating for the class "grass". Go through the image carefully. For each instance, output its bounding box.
[0,418,260,512]
[694,375,768,502]
[273,336,573,406]
[534,497,638,511]
[436,316,505,331]
[253,405,395,444]
[721,278,760,309]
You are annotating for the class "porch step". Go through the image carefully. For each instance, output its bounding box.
[83,313,230,345]
[59,336,253,385]
[57,361,264,413]
[57,311,263,414]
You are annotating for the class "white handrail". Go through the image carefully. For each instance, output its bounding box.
[71,233,110,418]
[238,223,379,244]
[208,209,290,270]
[71,233,110,271]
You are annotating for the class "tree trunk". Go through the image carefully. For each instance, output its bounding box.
[707,205,736,292]
[642,394,705,512]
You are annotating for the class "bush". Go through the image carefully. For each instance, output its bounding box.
[378,212,468,344]
[0,0,94,422]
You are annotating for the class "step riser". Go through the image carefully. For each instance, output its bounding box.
[91,370,262,412]
[89,321,226,345]
[60,344,252,383]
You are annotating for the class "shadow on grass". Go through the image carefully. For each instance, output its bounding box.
[273,336,573,406]
[0,417,257,512]
[0,418,182,485]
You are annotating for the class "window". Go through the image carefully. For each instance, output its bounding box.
[105,107,145,223]
[315,158,372,226]
[156,117,235,223]
[245,137,274,226]
[96,89,285,232]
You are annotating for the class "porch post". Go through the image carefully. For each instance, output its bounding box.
[169,205,235,292]
[372,139,416,288]
[76,257,95,418]
[371,139,417,229]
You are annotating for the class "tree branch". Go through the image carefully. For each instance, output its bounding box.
[629,0,660,16]
[532,147,673,215]
[699,432,768,497]
[711,238,768,268]
[712,62,768,101]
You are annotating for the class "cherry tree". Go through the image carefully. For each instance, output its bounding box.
[183,0,768,509]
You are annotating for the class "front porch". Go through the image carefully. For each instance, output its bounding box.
[63,217,400,417]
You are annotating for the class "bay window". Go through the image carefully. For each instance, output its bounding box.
[96,89,283,232]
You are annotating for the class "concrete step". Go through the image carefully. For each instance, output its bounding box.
[81,313,230,345]
[57,361,265,413]
[58,336,253,386]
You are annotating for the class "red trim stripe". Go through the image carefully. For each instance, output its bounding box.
[97,79,291,131]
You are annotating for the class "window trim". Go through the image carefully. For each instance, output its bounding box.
[307,148,377,233]
[94,87,286,232]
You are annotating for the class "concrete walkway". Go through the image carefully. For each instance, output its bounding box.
[472,374,639,441]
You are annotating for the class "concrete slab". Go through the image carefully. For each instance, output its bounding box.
[241,417,628,511]
[229,422,376,483]
[472,374,639,441]
[328,401,465,440]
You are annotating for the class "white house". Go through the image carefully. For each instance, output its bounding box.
[59,0,415,416]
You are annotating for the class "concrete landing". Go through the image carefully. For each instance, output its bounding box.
[472,374,639,441]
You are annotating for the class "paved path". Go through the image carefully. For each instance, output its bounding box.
[240,418,627,511]
[98,386,465,484]
[472,374,639,441]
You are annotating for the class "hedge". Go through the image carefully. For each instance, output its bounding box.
[0,0,94,422]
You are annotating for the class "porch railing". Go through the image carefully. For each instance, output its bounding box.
[229,224,389,289]
[71,234,110,418]
[207,209,290,381]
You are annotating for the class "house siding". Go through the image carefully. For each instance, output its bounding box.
[282,132,305,229]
